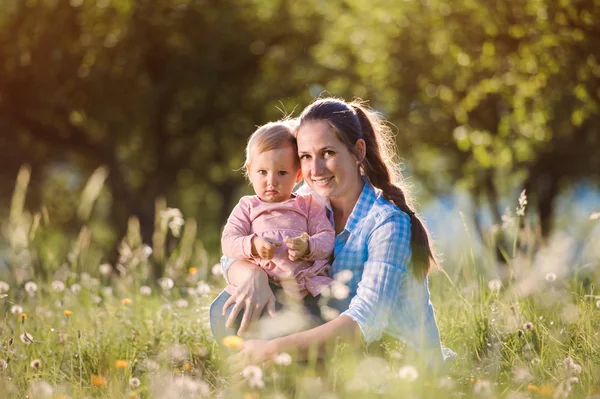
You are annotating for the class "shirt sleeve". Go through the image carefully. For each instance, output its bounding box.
[221,198,256,260]
[341,212,411,343]
[303,194,335,261]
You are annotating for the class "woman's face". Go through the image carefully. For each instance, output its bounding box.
[296,121,363,201]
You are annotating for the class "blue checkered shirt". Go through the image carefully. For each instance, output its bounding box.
[221,180,443,357]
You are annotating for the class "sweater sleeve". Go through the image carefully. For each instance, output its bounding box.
[221,197,256,260]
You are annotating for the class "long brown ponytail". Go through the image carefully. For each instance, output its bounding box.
[298,98,439,278]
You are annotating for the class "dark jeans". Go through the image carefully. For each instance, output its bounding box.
[209,283,351,349]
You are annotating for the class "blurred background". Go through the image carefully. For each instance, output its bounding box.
[1,0,598,279]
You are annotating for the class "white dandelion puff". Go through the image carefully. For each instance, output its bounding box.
[487,279,502,292]
[330,282,350,300]
[196,281,211,296]
[523,322,535,331]
[129,377,141,389]
[211,263,223,276]
[158,277,174,290]
[562,356,582,375]
[242,365,264,389]
[139,286,152,296]
[51,281,65,292]
[274,352,292,366]
[333,270,353,283]
[320,305,340,321]
[0,281,9,293]
[24,281,38,295]
[98,263,112,276]
[398,365,419,381]
[20,332,34,345]
[545,272,557,282]
[11,305,23,314]
[70,284,81,293]
[30,359,41,369]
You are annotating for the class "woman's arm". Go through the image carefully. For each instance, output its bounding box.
[223,259,276,335]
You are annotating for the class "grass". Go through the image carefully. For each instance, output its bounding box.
[1,166,599,398]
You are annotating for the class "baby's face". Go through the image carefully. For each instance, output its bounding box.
[247,144,301,203]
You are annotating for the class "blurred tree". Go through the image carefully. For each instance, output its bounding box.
[0,0,324,256]
[311,0,600,264]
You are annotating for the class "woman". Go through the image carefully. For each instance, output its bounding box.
[217,97,446,368]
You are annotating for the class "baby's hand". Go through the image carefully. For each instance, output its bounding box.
[252,236,282,260]
[284,233,310,261]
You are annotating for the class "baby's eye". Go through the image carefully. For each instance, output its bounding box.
[278,171,288,176]
[258,170,267,175]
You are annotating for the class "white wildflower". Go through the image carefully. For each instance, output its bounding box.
[330,282,349,300]
[523,322,535,331]
[142,245,153,259]
[28,380,53,398]
[398,365,419,381]
[30,359,41,369]
[158,277,174,291]
[20,332,34,345]
[70,284,81,293]
[196,281,211,296]
[129,377,141,389]
[211,263,223,276]
[98,263,112,276]
[596,299,600,309]
[11,305,23,314]
[545,272,557,282]
[175,299,188,308]
[140,286,152,296]
[562,356,582,375]
[487,279,502,292]
[24,281,38,295]
[274,352,292,366]
[320,305,340,321]
[516,189,527,216]
[242,365,264,389]
[333,270,353,284]
[0,281,9,293]
[51,281,65,292]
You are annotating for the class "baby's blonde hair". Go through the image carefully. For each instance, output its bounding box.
[244,120,299,175]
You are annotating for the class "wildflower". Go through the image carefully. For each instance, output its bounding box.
[398,365,419,381]
[175,299,188,308]
[487,279,502,292]
[523,322,535,331]
[129,377,141,389]
[20,332,34,344]
[91,375,107,388]
[64,310,73,317]
[158,277,174,290]
[183,362,193,372]
[596,299,600,309]
[274,352,292,366]
[30,359,41,369]
[20,313,27,322]
[320,305,340,321]
[196,281,211,296]
[25,281,38,295]
[0,281,9,293]
[242,365,264,389]
[10,305,23,314]
[473,379,492,396]
[545,272,557,282]
[52,281,65,292]
[99,263,112,276]
[188,267,198,275]
[70,284,81,293]
[139,286,152,296]
[115,360,128,369]
[222,336,244,350]
[562,356,582,375]
[142,245,153,258]
[122,298,132,306]
[28,381,53,398]
[333,270,353,283]
[211,263,223,276]
[516,189,527,216]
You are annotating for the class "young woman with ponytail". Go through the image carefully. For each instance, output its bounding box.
[220,97,451,370]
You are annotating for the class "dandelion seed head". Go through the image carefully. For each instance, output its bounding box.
[545,272,557,282]
[242,365,264,389]
[30,359,41,369]
[330,282,349,300]
[523,322,535,331]
[562,356,582,375]
[20,332,33,344]
[0,281,9,293]
[11,305,23,314]
[333,270,353,283]
[196,281,211,296]
[98,263,112,276]
[487,279,502,292]
[52,281,65,292]
[211,263,223,276]
[320,305,340,321]
[398,365,419,381]
[70,284,81,293]
[158,277,174,290]
[24,281,38,294]
[274,352,292,366]
[129,377,141,389]
[596,299,600,309]
[139,286,152,296]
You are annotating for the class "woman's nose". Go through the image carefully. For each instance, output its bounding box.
[312,159,324,175]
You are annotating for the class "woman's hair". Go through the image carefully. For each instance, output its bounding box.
[244,120,299,175]
[297,97,439,278]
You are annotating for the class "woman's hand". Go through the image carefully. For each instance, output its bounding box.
[223,261,276,336]
[252,236,282,260]
[284,234,310,261]
[228,339,278,372]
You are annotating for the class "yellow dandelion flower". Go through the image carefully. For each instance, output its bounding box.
[115,360,128,369]
[64,310,73,317]
[20,313,27,321]
[188,267,198,275]
[222,335,244,350]
[121,298,132,306]
[91,375,107,388]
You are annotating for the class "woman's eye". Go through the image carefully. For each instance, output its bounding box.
[323,151,335,157]
[299,154,310,161]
